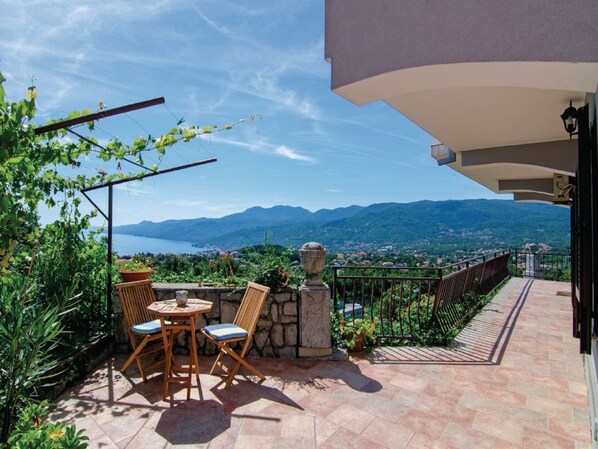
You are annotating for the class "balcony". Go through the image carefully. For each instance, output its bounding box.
[52,277,590,448]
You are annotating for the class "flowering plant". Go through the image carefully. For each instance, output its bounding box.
[338,317,377,350]
[118,257,153,272]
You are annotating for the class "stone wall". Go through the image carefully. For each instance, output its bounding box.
[114,283,298,358]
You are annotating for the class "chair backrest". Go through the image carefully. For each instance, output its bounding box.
[234,282,270,335]
[115,280,157,330]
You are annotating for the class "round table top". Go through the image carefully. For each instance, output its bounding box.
[147,298,212,316]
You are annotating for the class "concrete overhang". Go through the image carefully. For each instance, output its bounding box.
[460,141,576,175]
[454,140,577,192]
[498,179,554,195]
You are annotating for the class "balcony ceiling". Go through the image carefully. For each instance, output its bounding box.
[371,63,595,151]
[334,61,597,201]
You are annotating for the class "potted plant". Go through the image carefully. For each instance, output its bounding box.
[118,258,153,282]
[339,317,377,352]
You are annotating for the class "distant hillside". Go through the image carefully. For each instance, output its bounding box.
[113,200,570,252]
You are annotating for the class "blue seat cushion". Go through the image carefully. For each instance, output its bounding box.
[204,323,248,341]
[131,319,163,335]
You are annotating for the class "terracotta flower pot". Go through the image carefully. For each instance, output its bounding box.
[348,333,364,352]
[119,270,152,282]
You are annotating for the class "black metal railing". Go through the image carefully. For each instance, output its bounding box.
[433,251,510,334]
[333,265,441,342]
[332,250,511,343]
[508,249,571,281]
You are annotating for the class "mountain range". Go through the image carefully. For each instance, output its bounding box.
[113,199,570,253]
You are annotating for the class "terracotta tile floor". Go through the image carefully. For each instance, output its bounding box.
[52,278,592,448]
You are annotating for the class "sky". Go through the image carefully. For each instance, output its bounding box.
[0,0,502,226]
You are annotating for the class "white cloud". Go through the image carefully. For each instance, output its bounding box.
[247,68,321,119]
[212,134,316,164]
[339,117,426,146]
[191,5,233,37]
[274,145,315,163]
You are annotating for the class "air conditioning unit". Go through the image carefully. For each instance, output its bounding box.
[430,143,456,166]
[553,174,573,204]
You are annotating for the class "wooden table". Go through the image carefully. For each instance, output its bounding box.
[147,298,212,400]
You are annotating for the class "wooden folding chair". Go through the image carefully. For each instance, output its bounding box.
[115,279,164,382]
[201,281,270,389]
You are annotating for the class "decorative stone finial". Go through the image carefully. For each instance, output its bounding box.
[300,242,326,286]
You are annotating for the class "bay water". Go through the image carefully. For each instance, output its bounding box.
[111,234,207,256]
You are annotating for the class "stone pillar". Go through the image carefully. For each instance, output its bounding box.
[298,242,332,357]
[525,253,539,277]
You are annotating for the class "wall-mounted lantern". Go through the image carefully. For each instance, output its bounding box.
[560,100,578,139]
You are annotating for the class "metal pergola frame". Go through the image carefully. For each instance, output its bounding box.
[35,98,218,329]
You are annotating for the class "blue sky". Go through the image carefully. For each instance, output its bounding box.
[0,0,500,226]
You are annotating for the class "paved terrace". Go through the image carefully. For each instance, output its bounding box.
[53,278,591,448]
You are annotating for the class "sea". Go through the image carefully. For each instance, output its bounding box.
[109,234,208,256]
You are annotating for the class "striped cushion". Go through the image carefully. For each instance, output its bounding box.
[131,319,162,335]
[204,323,248,341]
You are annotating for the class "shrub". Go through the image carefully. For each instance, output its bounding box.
[249,246,302,289]
[330,312,344,348]
[339,317,377,350]
[30,215,108,342]
[8,401,88,449]
[118,259,152,273]
[0,275,74,443]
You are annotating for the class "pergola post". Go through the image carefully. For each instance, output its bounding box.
[107,184,113,330]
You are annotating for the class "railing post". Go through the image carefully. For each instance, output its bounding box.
[509,248,516,274]
[479,258,487,294]
[431,268,443,323]
[332,267,338,313]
